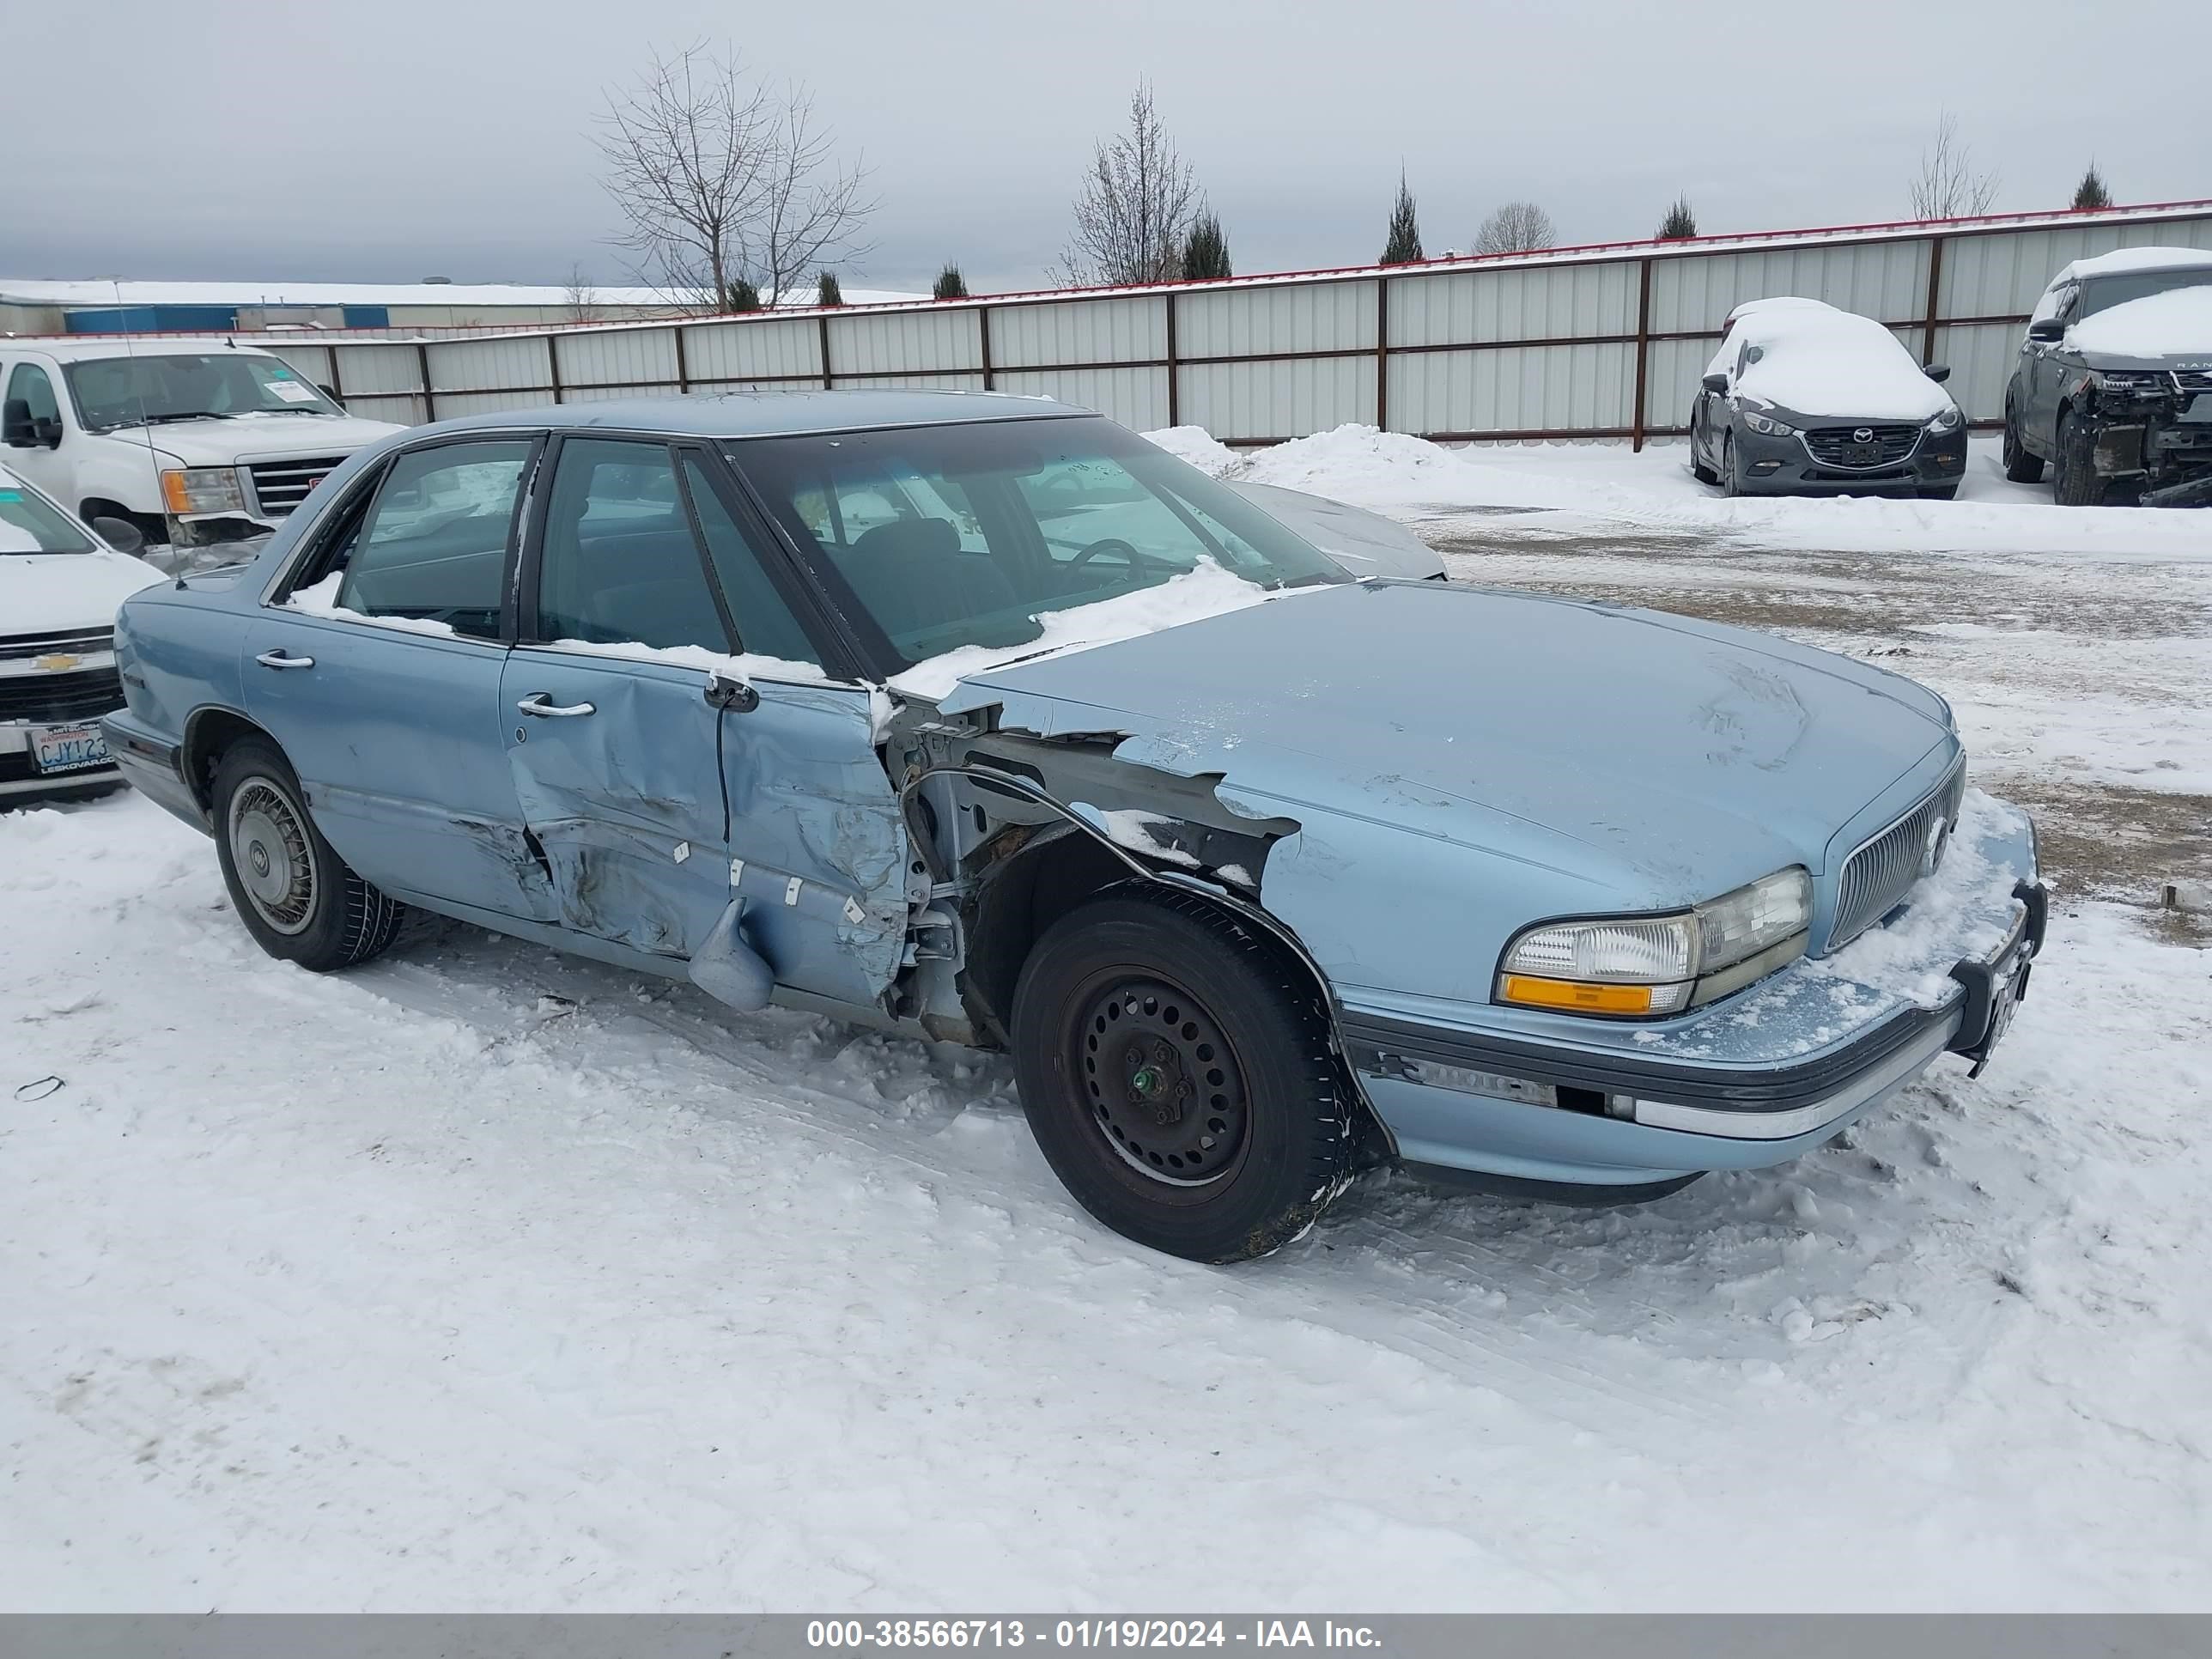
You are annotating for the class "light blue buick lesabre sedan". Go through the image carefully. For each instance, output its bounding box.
[100,392,2046,1261]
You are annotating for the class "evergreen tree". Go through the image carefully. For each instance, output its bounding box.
[1657,197,1698,240]
[1182,210,1231,280]
[1381,173,1423,264]
[723,279,763,313]
[933,264,969,300]
[2072,163,2112,210]
[816,270,844,307]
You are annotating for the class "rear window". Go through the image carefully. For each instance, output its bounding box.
[0,480,95,555]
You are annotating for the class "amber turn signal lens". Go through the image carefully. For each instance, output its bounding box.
[1498,975,1656,1015]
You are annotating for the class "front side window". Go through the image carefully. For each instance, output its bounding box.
[733,416,1343,671]
[0,475,94,555]
[7,363,61,428]
[64,354,343,433]
[535,439,729,653]
[332,440,531,640]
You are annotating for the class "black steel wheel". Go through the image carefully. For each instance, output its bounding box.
[1012,887,1356,1262]
[212,737,405,972]
[2051,409,2105,506]
[2002,397,2045,483]
[1720,432,1744,497]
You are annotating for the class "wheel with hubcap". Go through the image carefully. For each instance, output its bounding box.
[212,737,405,971]
[1011,887,1356,1261]
[2001,398,2045,483]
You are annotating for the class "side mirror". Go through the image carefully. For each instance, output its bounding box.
[1923,362,1952,383]
[33,416,62,447]
[1,398,32,447]
[91,515,146,555]
[2027,318,2065,343]
[1700,372,1729,394]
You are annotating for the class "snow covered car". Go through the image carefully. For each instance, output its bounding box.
[2,464,165,800]
[2002,247,2212,507]
[1690,298,1968,498]
[1224,481,1446,580]
[0,338,403,549]
[99,392,2046,1261]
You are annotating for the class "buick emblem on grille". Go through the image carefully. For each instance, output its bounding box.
[1853,427,1875,443]
[1923,816,1952,877]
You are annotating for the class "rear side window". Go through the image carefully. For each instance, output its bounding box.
[335,440,531,640]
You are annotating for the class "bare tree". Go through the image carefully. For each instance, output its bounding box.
[1474,201,1556,255]
[1056,82,1201,287]
[1909,113,2000,219]
[596,40,873,313]
[562,264,604,324]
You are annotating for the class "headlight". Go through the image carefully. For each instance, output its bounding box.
[1927,407,1964,433]
[160,467,246,515]
[1740,408,1798,436]
[2091,369,2162,395]
[1498,868,1812,1018]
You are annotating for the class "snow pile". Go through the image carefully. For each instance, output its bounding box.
[1142,425,1243,477]
[2069,286,2212,359]
[889,556,1302,701]
[1226,425,1613,514]
[1715,301,1953,422]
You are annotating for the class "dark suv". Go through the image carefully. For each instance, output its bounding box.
[2003,249,2212,507]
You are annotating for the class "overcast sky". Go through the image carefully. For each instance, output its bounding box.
[10,0,2207,296]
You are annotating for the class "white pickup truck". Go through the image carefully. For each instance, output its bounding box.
[0,337,402,549]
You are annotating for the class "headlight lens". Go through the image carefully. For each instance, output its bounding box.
[1927,407,1964,433]
[1498,868,1812,1018]
[161,467,246,515]
[1740,407,1797,436]
[2092,369,2163,395]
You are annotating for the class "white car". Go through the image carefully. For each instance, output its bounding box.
[0,464,165,799]
[0,338,402,550]
[1224,481,1447,580]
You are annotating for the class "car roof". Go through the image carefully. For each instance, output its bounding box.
[414,389,1094,441]
[2055,246,2212,286]
[0,337,295,363]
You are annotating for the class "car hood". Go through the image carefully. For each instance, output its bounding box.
[138,414,404,470]
[0,549,167,636]
[2068,287,2212,371]
[933,580,1954,904]
[1225,481,1447,581]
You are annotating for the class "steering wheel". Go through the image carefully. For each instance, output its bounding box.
[1068,537,1169,574]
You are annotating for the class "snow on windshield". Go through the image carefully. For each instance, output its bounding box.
[2068,286,2212,358]
[1709,303,1953,421]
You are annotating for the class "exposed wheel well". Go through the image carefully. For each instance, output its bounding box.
[80,498,164,541]
[182,708,277,814]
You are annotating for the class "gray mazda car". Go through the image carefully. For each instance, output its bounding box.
[1689,298,1969,499]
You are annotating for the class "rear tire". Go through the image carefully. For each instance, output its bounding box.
[211,737,405,972]
[2051,410,2104,506]
[1010,887,1356,1262]
[2001,399,2045,483]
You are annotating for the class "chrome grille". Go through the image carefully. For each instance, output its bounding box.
[2173,370,2212,394]
[246,455,347,515]
[1828,763,1967,950]
[0,628,112,661]
[0,665,124,724]
[1802,424,1922,469]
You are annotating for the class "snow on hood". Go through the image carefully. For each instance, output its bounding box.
[1714,303,1954,422]
[131,413,403,471]
[2068,287,2212,365]
[1,549,166,635]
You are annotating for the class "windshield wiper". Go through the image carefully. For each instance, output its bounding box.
[100,411,239,429]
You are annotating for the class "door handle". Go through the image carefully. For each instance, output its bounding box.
[517,693,595,718]
[255,650,315,670]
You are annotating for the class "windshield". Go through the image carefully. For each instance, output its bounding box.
[0,477,96,555]
[2078,268,2212,319]
[733,416,1346,671]
[64,353,343,432]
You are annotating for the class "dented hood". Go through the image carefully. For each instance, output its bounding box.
[935,580,1955,901]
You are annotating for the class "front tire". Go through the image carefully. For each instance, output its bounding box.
[2001,398,2045,483]
[1720,433,1745,497]
[212,737,405,972]
[2051,410,2104,506]
[1011,888,1356,1262]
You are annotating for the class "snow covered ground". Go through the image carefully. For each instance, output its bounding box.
[4,427,2210,1613]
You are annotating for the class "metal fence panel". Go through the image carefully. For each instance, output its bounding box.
[428,335,550,395]
[1181,356,1376,441]
[835,373,988,392]
[992,296,1165,368]
[1389,262,1638,347]
[830,307,978,376]
[331,342,423,396]
[339,392,428,424]
[1393,341,1636,435]
[1177,281,1375,357]
[424,390,550,420]
[1650,240,1932,334]
[555,326,679,391]
[1639,337,1718,433]
[1940,216,2212,318]
[995,366,1169,431]
[684,317,820,384]
[259,343,333,387]
[1929,322,2033,421]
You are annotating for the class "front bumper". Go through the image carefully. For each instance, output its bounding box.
[1731,424,1966,495]
[1343,793,2044,1192]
